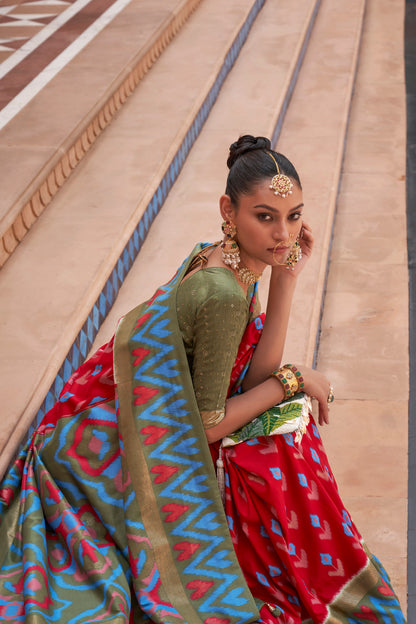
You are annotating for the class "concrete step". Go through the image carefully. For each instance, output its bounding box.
[91,0,366,367]
[317,0,408,609]
[0,0,202,267]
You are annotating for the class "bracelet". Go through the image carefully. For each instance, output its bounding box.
[271,366,298,400]
[270,364,304,400]
[286,364,305,392]
[201,409,225,429]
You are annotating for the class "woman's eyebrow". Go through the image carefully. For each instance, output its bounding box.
[252,203,304,213]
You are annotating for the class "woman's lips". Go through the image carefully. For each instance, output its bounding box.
[268,246,290,253]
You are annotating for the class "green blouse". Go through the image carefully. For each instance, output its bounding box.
[176,267,259,428]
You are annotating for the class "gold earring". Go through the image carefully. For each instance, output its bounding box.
[285,239,302,270]
[221,220,240,270]
[272,238,302,269]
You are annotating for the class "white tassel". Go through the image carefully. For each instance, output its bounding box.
[216,447,225,504]
[294,395,312,444]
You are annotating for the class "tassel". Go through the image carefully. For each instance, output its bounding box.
[294,395,312,444]
[216,447,225,504]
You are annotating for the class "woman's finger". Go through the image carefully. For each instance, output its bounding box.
[318,396,329,426]
[300,221,312,237]
[300,228,313,243]
[298,228,313,256]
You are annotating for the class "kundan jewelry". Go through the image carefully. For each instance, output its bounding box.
[327,386,335,405]
[237,266,262,285]
[221,220,262,284]
[271,366,300,400]
[267,151,293,198]
[221,220,240,269]
[286,240,302,270]
[272,238,302,270]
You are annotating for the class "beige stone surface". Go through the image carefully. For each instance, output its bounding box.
[275,0,366,365]
[319,400,407,499]
[91,0,322,347]
[316,0,407,609]
[0,0,196,236]
[337,172,406,214]
[330,211,407,264]
[339,495,407,557]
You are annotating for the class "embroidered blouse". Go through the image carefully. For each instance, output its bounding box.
[176,267,259,428]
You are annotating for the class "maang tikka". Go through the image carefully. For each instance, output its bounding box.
[267,151,301,269]
[267,151,293,198]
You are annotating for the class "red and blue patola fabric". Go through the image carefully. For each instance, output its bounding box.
[0,244,407,623]
[0,245,260,624]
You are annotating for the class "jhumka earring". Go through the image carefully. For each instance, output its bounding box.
[221,220,262,284]
[221,220,240,270]
[266,151,293,198]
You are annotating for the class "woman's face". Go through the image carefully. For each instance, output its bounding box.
[221,178,304,271]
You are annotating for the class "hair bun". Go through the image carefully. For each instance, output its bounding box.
[227,135,271,169]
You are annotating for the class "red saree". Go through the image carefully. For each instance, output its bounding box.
[213,316,406,623]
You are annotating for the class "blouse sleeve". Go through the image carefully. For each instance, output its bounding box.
[190,289,249,429]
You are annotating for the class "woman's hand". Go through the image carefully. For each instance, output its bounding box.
[297,220,313,264]
[292,364,332,426]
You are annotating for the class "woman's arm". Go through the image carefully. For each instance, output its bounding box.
[205,365,330,443]
[242,270,297,389]
[242,223,314,389]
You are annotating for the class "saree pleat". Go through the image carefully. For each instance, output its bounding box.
[219,317,406,624]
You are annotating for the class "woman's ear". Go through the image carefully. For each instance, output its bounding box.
[219,194,235,222]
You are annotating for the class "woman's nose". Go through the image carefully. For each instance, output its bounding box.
[273,222,289,241]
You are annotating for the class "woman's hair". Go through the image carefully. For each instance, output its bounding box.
[225,135,301,205]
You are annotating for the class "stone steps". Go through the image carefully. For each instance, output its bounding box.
[0,0,321,473]
[317,0,407,608]
[0,0,202,268]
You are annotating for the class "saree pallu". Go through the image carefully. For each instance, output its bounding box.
[217,318,406,624]
[0,244,260,624]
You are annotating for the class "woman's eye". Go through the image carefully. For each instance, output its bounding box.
[289,212,302,221]
[257,213,272,221]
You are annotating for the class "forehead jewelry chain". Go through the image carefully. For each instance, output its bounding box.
[267,151,293,198]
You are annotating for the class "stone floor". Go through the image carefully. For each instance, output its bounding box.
[0,0,76,64]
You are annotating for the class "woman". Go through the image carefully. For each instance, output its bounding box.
[0,136,405,623]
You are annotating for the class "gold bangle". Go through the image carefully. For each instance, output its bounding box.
[270,366,299,400]
[201,409,225,429]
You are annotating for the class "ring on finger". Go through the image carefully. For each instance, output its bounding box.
[327,386,335,404]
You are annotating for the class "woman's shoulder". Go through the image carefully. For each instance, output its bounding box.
[180,267,246,303]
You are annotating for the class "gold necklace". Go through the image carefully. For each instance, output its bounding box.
[237,266,263,285]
